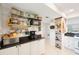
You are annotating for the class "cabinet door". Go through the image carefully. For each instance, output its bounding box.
[74,39,79,54]
[74,39,79,49]
[0,46,18,55]
[30,40,40,55]
[64,37,72,49]
[19,43,30,55]
[63,36,73,49]
[38,39,45,55]
[0,50,3,55]
[63,36,69,48]
[70,37,75,50]
[67,37,75,50]
[30,39,45,55]
[67,37,72,49]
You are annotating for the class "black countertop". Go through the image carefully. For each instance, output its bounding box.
[65,32,79,37]
[0,35,43,50]
[64,32,75,37]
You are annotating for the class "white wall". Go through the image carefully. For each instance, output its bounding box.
[0,4,1,30]
[0,4,3,33]
[66,17,79,32]
[0,4,12,34]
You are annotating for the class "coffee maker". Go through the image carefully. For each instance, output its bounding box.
[29,31,36,39]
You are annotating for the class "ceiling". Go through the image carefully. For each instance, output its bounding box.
[9,3,60,20]
[46,3,79,19]
[2,3,79,23]
[1,3,60,23]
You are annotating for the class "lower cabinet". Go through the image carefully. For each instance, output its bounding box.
[39,39,45,55]
[30,39,45,55]
[74,38,79,54]
[70,37,75,50]
[63,36,75,50]
[0,39,45,55]
[18,43,31,55]
[0,46,18,55]
[19,39,45,55]
[63,36,79,54]
[63,36,68,48]
[30,40,40,55]
[74,39,79,49]
[0,49,3,55]
[63,36,79,52]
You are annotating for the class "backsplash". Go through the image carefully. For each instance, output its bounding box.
[68,24,79,32]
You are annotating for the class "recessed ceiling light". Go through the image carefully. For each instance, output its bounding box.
[65,9,74,14]
[69,9,74,12]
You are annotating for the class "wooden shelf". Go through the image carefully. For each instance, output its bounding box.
[11,13,27,19]
[27,18,41,21]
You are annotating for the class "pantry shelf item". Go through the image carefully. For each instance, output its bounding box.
[55,17,65,49]
[7,7,42,34]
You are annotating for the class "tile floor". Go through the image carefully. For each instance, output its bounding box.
[44,40,77,55]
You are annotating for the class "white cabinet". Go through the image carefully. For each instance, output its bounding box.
[67,37,72,49]
[0,39,45,55]
[0,49,3,55]
[0,43,31,55]
[74,38,79,49]
[19,39,45,55]
[39,39,45,54]
[0,46,18,55]
[74,38,79,54]
[63,36,69,48]
[30,40,40,55]
[64,36,79,54]
[63,36,74,50]
[30,39,45,55]
[19,43,30,55]
[71,37,75,50]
